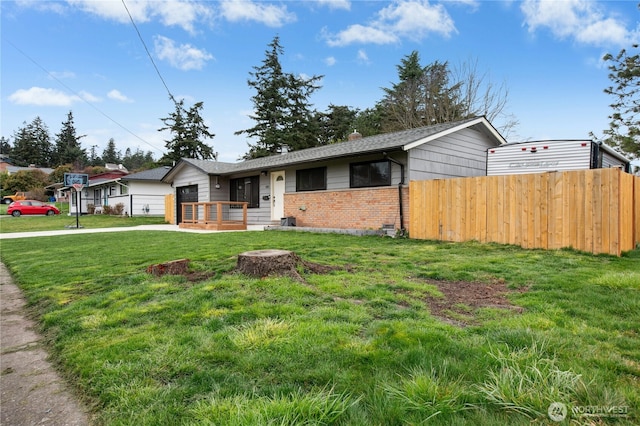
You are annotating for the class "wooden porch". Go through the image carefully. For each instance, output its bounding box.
[179,201,248,231]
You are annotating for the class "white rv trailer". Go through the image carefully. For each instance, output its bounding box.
[486,140,630,176]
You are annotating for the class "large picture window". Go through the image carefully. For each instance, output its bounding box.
[230,176,260,208]
[350,160,391,188]
[296,167,326,191]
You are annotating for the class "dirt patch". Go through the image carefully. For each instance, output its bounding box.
[422,279,527,326]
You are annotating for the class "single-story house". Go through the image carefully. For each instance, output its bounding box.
[116,166,173,216]
[64,166,172,216]
[162,116,506,232]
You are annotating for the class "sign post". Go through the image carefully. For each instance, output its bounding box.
[72,183,83,228]
[64,173,89,229]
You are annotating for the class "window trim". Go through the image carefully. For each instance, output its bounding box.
[296,166,327,192]
[230,175,260,208]
[349,159,392,188]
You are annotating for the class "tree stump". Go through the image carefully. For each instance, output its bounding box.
[147,259,190,276]
[236,249,301,279]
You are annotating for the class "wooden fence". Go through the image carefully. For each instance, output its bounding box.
[410,168,639,256]
[165,194,174,224]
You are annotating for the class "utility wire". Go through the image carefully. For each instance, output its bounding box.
[3,38,163,155]
[121,0,177,104]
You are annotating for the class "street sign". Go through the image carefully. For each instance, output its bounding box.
[63,173,89,187]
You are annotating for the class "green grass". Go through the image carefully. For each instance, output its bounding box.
[0,202,166,233]
[1,230,638,425]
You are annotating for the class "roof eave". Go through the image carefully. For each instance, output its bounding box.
[402,117,506,151]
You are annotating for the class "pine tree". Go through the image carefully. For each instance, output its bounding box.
[159,99,215,164]
[315,104,358,145]
[53,111,87,168]
[11,117,53,167]
[235,36,323,159]
[102,138,121,164]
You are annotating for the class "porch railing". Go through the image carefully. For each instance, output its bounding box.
[179,201,248,230]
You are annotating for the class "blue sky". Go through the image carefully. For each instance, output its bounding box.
[1,0,638,163]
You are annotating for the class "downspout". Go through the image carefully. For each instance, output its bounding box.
[383,152,406,235]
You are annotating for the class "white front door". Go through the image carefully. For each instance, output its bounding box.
[271,171,285,220]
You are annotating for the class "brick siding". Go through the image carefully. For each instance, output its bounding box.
[283,186,410,231]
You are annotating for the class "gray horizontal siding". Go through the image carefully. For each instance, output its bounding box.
[408,128,496,180]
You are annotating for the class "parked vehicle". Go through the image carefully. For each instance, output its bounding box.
[486,140,631,176]
[2,192,27,204]
[7,200,60,217]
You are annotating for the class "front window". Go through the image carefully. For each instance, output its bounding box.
[230,176,260,208]
[296,167,326,191]
[350,160,391,188]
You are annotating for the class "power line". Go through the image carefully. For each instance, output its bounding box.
[121,0,177,104]
[3,38,164,155]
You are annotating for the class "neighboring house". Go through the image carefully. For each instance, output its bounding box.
[114,166,173,217]
[63,167,172,216]
[162,116,506,232]
[486,140,631,175]
[66,170,129,215]
[0,162,54,175]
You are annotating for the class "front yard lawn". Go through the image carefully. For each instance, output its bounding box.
[1,230,638,425]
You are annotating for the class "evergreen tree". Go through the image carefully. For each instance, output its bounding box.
[53,111,87,168]
[88,145,102,166]
[602,43,639,158]
[102,138,121,164]
[315,104,358,145]
[122,148,156,171]
[0,137,11,158]
[159,99,215,164]
[235,36,323,159]
[379,52,514,135]
[11,117,53,167]
[381,52,464,132]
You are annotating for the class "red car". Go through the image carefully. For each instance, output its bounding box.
[7,200,61,217]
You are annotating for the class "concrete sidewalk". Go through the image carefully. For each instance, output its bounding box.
[1,263,92,425]
[0,224,266,239]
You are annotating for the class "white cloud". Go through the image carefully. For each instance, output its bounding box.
[521,0,635,47]
[376,0,456,40]
[326,24,398,47]
[65,0,212,34]
[220,0,296,27]
[49,71,76,79]
[78,90,101,103]
[107,89,134,103]
[316,0,351,11]
[8,87,80,106]
[357,49,370,64]
[325,56,337,66]
[154,35,213,71]
[324,0,457,46]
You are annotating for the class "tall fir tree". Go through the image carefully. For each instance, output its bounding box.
[53,111,87,168]
[159,99,215,164]
[102,138,121,164]
[11,117,53,167]
[381,52,464,132]
[235,36,323,159]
